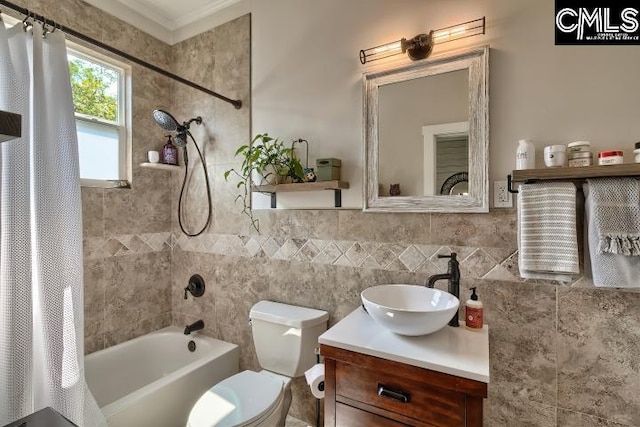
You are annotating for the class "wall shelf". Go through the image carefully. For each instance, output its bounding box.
[252,180,349,208]
[140,162,181,172]
[508,164,640,193]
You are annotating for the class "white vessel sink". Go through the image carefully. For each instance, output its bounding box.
[361,284,459,336]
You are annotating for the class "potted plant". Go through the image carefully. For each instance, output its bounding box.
[224,133,304,232]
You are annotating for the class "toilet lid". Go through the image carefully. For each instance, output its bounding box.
[188,371,284,427]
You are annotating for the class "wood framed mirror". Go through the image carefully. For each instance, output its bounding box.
[363,46,489,212]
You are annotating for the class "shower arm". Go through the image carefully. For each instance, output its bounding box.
[179,117,203,133]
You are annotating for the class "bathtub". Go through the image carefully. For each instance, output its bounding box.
[85,326,239,427]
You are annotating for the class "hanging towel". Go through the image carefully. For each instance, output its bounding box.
[584,178,640,288]
[588,178,640,255]
[518,182,579,282]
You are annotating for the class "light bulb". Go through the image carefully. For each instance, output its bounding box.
[374,41,402,54]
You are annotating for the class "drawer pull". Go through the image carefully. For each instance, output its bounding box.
[377,384,410,403]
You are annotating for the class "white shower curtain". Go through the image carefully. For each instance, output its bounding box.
[0,22,106,426]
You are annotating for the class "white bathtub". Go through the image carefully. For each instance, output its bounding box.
[85,326,239,427]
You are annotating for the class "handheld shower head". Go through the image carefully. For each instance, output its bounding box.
[174,131,188,148]
[152,109,180,132]
[151,109,211,237]
[152,110,204,146]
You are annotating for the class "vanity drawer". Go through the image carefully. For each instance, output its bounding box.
[335,361,465,427]
[336,402,410,427]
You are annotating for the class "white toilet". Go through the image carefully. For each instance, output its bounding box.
[187,301,329,427]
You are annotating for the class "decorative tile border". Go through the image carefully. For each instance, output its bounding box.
[83,232,175,260]
[83,232,585,285]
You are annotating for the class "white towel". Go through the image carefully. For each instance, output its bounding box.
[584,179,640,288]
[518,182,579,282]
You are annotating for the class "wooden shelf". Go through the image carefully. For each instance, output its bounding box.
[251,180,349,208]
[512,163,640,182]
[252,180,349,193]
[140,162,181,171]
[509,163,640,193]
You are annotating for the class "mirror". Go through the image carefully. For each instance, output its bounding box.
[363,46,489,212]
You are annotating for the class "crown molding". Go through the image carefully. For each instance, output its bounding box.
[83,0,246,45]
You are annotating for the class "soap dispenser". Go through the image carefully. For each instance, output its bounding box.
[162,135,178,165]
[465,287,484,331]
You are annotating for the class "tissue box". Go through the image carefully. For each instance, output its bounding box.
[316,158,341,181]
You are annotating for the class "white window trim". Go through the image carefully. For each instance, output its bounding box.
[422,121,469,196]
[67,41,132,189]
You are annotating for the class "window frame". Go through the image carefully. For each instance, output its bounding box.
[67,41,132,189]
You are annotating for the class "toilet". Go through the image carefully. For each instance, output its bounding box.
[187,301,329,427]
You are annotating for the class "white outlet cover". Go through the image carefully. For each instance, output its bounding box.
[494,180,513,208]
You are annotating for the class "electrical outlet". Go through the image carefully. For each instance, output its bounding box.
[494,180,513,208]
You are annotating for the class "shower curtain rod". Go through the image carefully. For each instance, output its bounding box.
[0,0,242,110]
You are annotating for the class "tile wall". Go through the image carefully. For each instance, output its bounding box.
[169,211,640,426]
[10,1,639,426]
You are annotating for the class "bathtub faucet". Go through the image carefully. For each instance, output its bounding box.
[184,320,204,335]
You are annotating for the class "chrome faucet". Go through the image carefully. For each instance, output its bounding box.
[426,253,460,327]
[184,319,204,335]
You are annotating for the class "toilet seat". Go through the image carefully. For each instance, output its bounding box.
[187,370,285,427]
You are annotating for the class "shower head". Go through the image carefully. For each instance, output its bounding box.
[174,131,188,148]
[152,109,180,132]
[152,109,203,146]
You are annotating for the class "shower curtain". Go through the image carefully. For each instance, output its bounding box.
[0,22,106,426]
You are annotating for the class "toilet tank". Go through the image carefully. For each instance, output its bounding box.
[250,301,329,377]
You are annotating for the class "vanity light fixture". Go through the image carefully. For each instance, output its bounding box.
[359,17,485,64]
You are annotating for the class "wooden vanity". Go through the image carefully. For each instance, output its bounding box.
[319,308,489,427]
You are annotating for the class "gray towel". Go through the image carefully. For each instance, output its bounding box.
[588,178,640,255]
[584,179,640,288]
[518,182,579,282]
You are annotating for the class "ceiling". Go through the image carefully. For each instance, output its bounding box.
[83,0,246,45]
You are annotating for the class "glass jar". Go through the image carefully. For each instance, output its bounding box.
[569,151,593,167]
[567,140,591,153]
[568,141,592,167]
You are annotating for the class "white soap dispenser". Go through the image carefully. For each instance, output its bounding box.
[516,139,535,170]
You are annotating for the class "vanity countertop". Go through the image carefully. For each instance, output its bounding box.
[319,307,489,383]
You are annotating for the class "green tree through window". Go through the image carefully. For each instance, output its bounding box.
[68,55,118,122]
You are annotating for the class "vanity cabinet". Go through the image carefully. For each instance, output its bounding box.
[321,345,487,427]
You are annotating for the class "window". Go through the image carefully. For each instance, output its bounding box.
[2,16,132,187]
[67,43,131,187]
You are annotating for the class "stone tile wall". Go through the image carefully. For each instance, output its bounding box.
[171,215,640,427]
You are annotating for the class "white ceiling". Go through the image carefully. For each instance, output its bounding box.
[83,0,248,45]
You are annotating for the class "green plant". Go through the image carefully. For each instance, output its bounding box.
[224,133,304,232]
